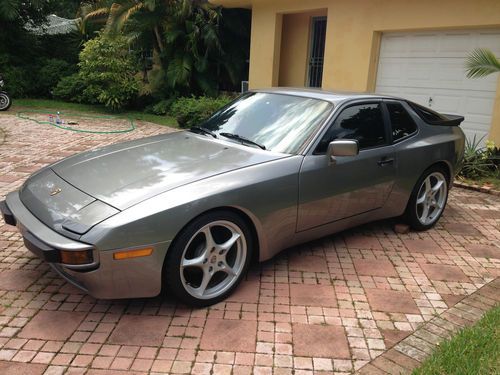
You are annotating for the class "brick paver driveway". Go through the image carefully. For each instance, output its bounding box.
[0,114,499,375]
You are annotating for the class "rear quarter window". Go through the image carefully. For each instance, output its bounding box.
[387,102,418,142]
[407,101,448,123]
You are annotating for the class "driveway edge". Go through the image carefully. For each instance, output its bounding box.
[454,181,500,196]
[356,277,500,374]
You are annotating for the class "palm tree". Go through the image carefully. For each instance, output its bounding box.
[79,0,225,94]
[466,48,500,78]
[79,0,172,53]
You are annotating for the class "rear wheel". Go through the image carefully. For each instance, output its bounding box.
[405,166,449,231]
[164,211,253,307]
[0,92,11,111]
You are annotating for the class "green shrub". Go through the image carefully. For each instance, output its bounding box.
[77,34,139,110]
[459,136,499,179]
[145,98,176,115]
[37,59,75,97]
[1,65,35,98]
[53,73,95,104]
[170,96,232,128]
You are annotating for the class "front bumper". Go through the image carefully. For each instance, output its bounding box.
[1,192,168,299]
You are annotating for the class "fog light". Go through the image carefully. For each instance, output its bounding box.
[113,248,153,260]
[60,249,94,265]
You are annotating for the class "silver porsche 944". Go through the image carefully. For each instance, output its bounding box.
[1,89,465,306]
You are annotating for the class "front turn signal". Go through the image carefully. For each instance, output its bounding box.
[60,249,94,265]
[113,247,153,260]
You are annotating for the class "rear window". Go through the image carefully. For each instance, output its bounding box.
[407,101,448,124]
[387,102,417,142]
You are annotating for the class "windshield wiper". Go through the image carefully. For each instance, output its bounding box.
[220,132,266,150]
[189,126,217,138]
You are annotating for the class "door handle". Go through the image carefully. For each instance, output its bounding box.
[377,157,394,167]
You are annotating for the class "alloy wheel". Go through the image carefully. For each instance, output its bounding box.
[180,220,247,300]
[415,172,447,225]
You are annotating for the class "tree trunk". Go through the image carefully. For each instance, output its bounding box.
[154,26,165,53]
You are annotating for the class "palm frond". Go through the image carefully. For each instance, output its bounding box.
[0,0,21,21]
[127,4,144,20]
[84,7,110,21]
[105,2,144,34]
[466,48,500,78]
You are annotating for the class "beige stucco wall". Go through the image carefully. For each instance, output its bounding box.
[213,0,500,142]
[278,9,327,87]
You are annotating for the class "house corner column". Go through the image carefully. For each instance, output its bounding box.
[248,6,283,89]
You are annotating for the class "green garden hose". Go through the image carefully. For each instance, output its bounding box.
[17,109,135,134]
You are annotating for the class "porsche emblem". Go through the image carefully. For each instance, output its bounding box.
[50,188,62,196]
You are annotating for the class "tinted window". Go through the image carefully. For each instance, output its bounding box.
[201,92,332,154]
[407,101,447,123]
[387,102,417,141]
[316,103,386,153]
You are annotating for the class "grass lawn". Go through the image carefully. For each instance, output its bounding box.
[4,98,178,128]
[412,304,500,375]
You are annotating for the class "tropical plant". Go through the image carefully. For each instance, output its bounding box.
[459,135,498,179]
[77,33,139,109]
[79,0,250,96]
[466,48,500,78]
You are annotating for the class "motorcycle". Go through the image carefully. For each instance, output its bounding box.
[0,74,12,111]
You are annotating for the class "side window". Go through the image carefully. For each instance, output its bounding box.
[387,102,417,141]
[316,103,387,153]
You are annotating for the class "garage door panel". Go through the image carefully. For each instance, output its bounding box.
[431,94,462,113]
[407,62,433,82]
[466,96,495,116]
[377,61,403,85]
[376,29,500,141]
[436,62,469,85]
[411,34,440,54]
[438,32,476,56]
[380,35,409,57]
[476,32,500,54]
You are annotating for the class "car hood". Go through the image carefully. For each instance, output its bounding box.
[50,131,287,210]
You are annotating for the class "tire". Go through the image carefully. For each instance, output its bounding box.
[0,92,11,111]
[405,165,449,231]
[164,210,253,307]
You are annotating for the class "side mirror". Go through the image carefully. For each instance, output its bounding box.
[327,140,359,164]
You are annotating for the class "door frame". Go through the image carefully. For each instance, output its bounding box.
[307,16,327,88]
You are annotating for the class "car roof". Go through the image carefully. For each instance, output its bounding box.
[253,87,401,105]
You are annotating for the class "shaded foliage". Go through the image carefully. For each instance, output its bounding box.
[81,0,250,98]
[170,96,232,128]
[1,0,250,109]
[0,0,82,98]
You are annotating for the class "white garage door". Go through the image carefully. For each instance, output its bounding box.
[376,29,500,142]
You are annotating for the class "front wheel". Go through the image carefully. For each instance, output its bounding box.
[405,166,449,231]
[0,92,11,111]
[163,211,253,307]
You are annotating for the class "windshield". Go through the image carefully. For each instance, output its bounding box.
[201,92,333,154]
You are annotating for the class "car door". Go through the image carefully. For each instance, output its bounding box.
[297,100,397,231]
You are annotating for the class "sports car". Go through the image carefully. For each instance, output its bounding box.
[1,89,465,306]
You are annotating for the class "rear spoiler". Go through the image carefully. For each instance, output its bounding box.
[433,114,465,127]
[406,101,464,127]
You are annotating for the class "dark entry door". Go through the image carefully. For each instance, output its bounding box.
[308,17,327,88]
